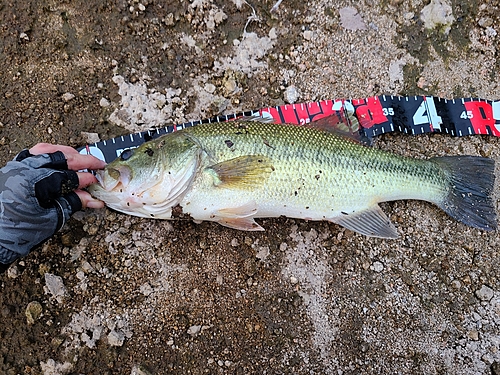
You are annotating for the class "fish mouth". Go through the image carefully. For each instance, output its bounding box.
[96,166,132,191]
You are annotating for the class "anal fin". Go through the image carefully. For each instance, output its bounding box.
[333,205,398,239]
[218,217,264,231]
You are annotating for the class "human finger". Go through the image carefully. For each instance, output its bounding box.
[65,153,107,171]
[29,143,106,171]
[29,143,79,156]
[76,172,99,188]
[75,190,105,209]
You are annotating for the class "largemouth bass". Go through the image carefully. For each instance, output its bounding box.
[88,120,497,238]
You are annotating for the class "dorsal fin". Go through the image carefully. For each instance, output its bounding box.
[307,113,371,146]
[237,112,276,123]
[237,110,372,145]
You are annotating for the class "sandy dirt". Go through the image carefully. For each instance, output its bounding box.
[1,0,500,374]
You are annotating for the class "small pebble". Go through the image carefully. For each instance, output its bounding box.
[62,92,75,102]
[99,97,110,107]
[187,325,202,336]
[303,30,313,41]
[476,285,494,301]
[44,273,67,303]
[284,85,300,104]
[468,330,479,341]
[204,83,216,94]
[25,301,43,325]
[7,265,19,279]
[371,261,384,273]
[224,79,237,95]
[81,131,100,144]
[478,17,493,28]
[107,329,125,346]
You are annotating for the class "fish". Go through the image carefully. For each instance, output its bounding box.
[87,119,497,238]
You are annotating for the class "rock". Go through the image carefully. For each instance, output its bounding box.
[40,359,73,375]
[204,83,216,94]
[81,131,100,144]
[371,261,384,273]
[284,85,300,104]
[187,325,202,336]
[44,273,68,303]
[420,0,454,34]
[99,97,110,107]
[339,7,367,31]
[140,282,153,296]
[62,92,75,102]
[467,330,479,341]
[476,285,494,301]
[478,17,493,28]
[164,13,175,26]
[255,246,270,261]
[25,301,43,325]
[131,364,153,375]
[7,265,19,279]
[108,329,125,346]
[224,79,237,95]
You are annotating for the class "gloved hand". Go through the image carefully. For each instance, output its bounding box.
[0,143,106,272]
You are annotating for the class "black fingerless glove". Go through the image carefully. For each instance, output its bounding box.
[0,150,82,272]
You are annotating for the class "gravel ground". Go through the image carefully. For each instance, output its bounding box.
[1,0,500,374]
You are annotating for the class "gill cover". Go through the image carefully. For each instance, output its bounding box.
[90,131,202,218]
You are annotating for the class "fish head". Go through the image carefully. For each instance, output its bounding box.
[88,132,201,217]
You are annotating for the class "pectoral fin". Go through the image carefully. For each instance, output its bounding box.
[209,155,274,189]
[215,201,264,231]
[333,205,399,239]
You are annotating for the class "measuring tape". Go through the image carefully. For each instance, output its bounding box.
[79,95,500,163]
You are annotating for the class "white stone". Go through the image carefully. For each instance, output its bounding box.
[284,85,300,104]
[372,261,384,273]
[476,285,494,301]
[420,0,454,34]
[108,329,125,346]
[62,92,75,102]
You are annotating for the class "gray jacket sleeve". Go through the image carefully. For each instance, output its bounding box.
[0,150,82,270]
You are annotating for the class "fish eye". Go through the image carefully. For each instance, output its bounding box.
[120,149,134,161]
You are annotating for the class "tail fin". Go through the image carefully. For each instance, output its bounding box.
[432,156,497,231]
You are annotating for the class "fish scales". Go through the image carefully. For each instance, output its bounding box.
[88,120,497,238]
[182,122,446,218]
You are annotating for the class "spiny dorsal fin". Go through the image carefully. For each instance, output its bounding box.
[238,112,276,123]
[307,113,371,146]
[333,205,399,239]
[209,155,275,189]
